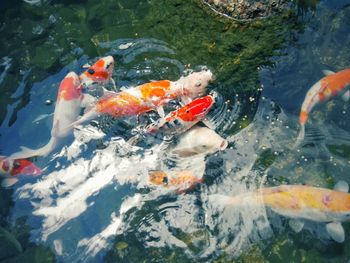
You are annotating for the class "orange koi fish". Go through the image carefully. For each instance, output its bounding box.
[296,69,350,145]
[0,156,42,187]
[9,72,84,160]
[147,94,215,135]
[213,182,350,242]
[79,56,115,88]
[71,69,213,126]
[149,170,203,193]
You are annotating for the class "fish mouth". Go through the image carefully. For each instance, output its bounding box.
[209,90,218,103]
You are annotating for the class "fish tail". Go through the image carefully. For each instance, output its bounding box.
[208,194,240,207]
[8,137,57,160]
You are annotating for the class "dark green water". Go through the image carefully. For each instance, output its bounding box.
[0,0,350,262]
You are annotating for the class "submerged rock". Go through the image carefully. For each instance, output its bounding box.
[203,0,291,21]
[0,226,22,260]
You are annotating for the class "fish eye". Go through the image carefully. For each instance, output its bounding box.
[13,161,21,169]
[203,108,207,112]
[106,63,112,69]
[88,69,95,75]
[195,82,201,87]
[186,110,190,114]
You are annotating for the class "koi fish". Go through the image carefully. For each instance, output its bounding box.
[149,170,203,193]
[9,72,83,160]
[146,94,216,135]
[71,69,213,127]
[169,126,228,157]
[0,156,42,187]
[79,56,115,89]
[296,69,350,146]
[212,181,350,243]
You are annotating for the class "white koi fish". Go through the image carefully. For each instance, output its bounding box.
[170,126,228,157]
[9,72,83,159]
[296,69,350,146]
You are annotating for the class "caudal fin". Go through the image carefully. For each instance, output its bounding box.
[8,137,57,160]
[293,124,305,149]
[208,194,241,208]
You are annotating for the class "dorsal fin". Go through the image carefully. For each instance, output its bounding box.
[334,180,349,193]
[322,70,335,76]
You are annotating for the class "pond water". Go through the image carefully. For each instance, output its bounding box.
[1,0,350,262]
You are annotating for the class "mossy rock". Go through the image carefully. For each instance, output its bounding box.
[1,246,55,263]
[0,226,22,261]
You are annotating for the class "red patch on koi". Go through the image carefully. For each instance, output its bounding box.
[57,75,81,101]
[322,194,332,206]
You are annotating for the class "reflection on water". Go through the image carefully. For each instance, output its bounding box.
[0,0,350,262]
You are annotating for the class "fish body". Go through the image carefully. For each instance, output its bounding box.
[170,126,227,157]
[257,185,350,223]
[147,95,215,135]
[79,56,115,88]
[149,170,203,193]
[72,70,213,126]
[297,69,350,144]
[214,184,350,242]
[9,72,83,160]
[0,156,42,187]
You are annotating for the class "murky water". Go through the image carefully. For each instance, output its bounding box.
[1,0,350,262]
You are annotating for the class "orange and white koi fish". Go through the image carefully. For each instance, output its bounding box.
[0,156,42,187]
[149,170,203,193]
[9,72,83,160]
[71,69,213,126]
[169,126,228,157]
[147,94,215,135]
[212,181,350,243]
[296,69,350,145]
[79,56,115,89]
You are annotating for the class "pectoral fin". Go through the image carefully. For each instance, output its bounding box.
[181,96,192,105]
[326,222,345,243]
[2,178,18,187]
[110,78,116,89]
[334,180,349,193]
[81,94,97,109]
[202,119,215,130]
[288,219,304,233]
[157,106,165,118]
[342,90,350,102]
[51,120,60,137]
[322,70,335,76]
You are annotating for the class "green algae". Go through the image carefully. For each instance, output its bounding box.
[0,0,300,126]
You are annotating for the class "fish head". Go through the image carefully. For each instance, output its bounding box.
[57,72,82,101]
[179,69,213,99]
[10,159,42,177]
[80,56,115,87]
[172,126,227,157]
[177,94,215,122]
